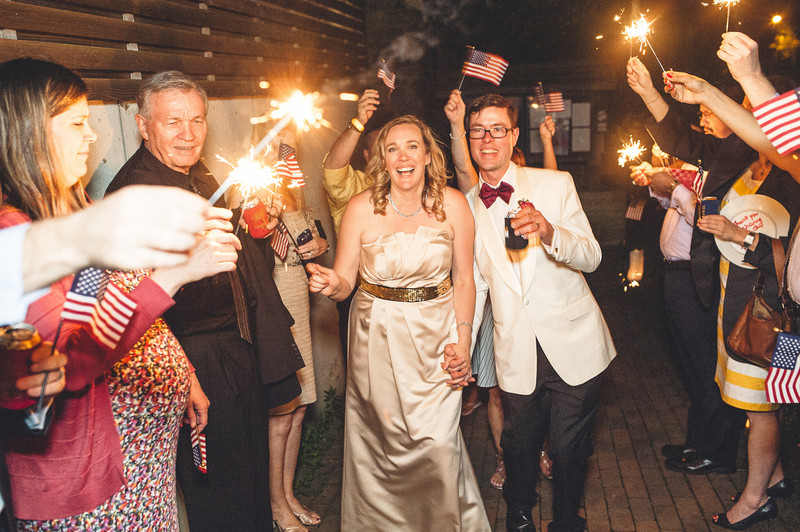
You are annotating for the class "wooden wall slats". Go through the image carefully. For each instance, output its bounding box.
[56,0,363,46]
[207,0,364,35]
[0,3,363,69]
[0,0,366,100]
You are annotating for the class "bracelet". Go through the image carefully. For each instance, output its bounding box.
[349,117,364,132]
[449,131,466,140]
[457,321,472,330]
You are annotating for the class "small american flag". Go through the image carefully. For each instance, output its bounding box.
[271,219,290,260]
[377,66,396,91]
[60,267,136,349]
[191,426,208,474]
[625,198,646,221]
[543,92,565,113]
[462,49,508,86]
[667,166,705,197]
[765,332,800,403]
[753,87,800,156]
[278,142,304,186]
[533,82,546,107]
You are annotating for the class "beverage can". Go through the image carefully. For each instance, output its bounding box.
[700,196,719,217]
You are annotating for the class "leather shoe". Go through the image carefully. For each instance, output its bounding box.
[547,515,586,532]
[506,510,536,531]
[731,478,793,502]
[665,457,736,475]
[661,443,696,460]
[712,498,777,529]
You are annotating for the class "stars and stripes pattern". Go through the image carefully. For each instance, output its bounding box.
[462,49,508,86]
[753,87,800,156]
[543,92,565,113]
[765,331,800,403]
[191,426,208,474]
[377,67,396,91]
[60,267,136,349]
[271,219,291,260]
[276,142,304,186]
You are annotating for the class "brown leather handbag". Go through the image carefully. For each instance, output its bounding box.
[727,238,794,368]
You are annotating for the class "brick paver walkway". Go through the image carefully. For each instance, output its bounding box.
[300,247,799,531]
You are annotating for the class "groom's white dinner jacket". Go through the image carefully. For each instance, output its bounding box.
[469,162,616,395]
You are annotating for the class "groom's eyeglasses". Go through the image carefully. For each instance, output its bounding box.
[468,126,512,139]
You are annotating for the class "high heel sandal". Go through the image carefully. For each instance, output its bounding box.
[293,503,321,526]
[490,455,505,490]
[712,498,777,530]
[730,478,793,503]
[273,516,308,532]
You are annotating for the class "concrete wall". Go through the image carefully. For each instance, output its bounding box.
[84,95,352,411]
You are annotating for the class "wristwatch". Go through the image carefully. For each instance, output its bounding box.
[742,231,756,249]
[666,179,679,194]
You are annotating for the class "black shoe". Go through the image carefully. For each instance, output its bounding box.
[506,510,536,531]
[712,498,778,529]
[547,515,586,532]
[665,457,736,475]
[661,443,696,460]
[731,478,794,502]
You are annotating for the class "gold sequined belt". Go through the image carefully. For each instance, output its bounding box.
[357,275,452,302]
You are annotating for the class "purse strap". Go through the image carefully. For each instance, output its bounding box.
[770,237,796,330]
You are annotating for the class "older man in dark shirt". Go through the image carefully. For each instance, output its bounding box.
[106,71,303,532]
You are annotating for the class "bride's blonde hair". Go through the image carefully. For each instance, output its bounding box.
[367,115,450,222]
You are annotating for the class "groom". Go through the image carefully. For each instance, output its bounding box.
[465,94,616,532]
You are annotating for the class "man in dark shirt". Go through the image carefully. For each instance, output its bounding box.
[627,57,750,476]
[106,71,303,531]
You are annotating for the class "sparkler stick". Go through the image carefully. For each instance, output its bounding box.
[713,0,740,32]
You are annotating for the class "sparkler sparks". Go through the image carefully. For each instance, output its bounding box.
[618,138,647,167]
[710,0,741,32]
[622,13,666,73]
[209,90,328,205]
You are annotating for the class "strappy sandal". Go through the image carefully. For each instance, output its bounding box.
[490,455,506,490]
[293,504,321,526]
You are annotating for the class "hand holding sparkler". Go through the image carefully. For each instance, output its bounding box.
[661,71,711,105]
[717,32,764,87]
[630,162,654,187]
[626,58,670,122]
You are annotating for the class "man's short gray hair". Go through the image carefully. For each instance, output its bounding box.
[136,71,208,118]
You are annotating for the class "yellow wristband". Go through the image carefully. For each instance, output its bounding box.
[350,117,365,132]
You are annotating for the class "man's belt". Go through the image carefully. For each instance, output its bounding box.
[357,276,452,302]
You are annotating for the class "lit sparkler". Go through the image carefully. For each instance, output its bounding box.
[618,137,647,167]
[711,0,741,32]
[623,13,666,73]
[208,90,328,205]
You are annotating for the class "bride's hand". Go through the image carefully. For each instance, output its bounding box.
[442,342,474,387]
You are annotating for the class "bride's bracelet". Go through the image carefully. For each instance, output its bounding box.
[457,321,472,330]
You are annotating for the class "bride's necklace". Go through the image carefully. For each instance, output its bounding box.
[388,192,424,218]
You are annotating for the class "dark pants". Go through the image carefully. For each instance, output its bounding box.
[176,328,271,532]
[500,344,601,530]
[663,267,744,465]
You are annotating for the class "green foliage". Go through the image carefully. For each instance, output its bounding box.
[294,388,345,496]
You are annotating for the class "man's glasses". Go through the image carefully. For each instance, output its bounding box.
[468,126,512,139]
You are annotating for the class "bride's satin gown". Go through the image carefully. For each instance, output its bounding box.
[342,226,490,531]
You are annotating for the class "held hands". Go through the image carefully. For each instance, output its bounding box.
[442,342,474,387]
[630,162,654,186]
[696,214,748,244]
[510,203,554,246]
[357,89,380,126]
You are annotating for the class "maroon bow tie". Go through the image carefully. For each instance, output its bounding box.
[479,182,514,208]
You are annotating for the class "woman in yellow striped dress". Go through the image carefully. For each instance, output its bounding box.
[698,149,800,528]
